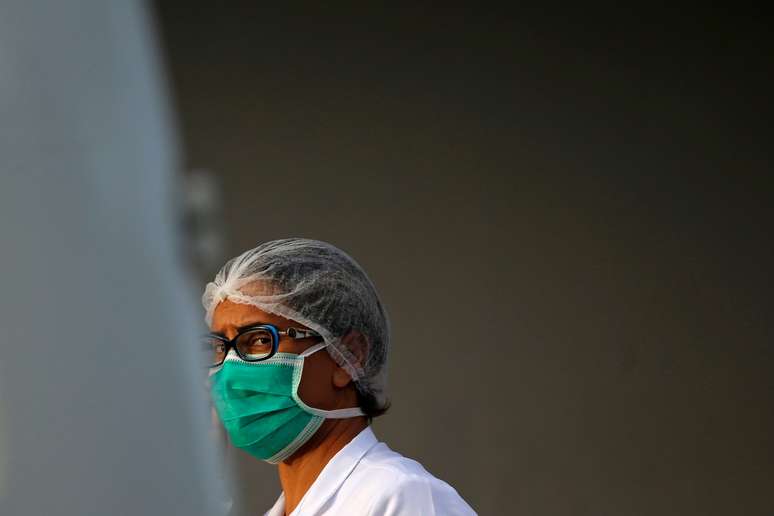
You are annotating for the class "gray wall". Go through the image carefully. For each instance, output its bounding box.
[154,6,773,515]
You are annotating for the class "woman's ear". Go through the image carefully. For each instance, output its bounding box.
[331,331,369,389]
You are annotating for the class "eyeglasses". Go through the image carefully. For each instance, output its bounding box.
[201,324,323,367]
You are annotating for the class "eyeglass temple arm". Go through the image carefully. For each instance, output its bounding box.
[280,327,321,340]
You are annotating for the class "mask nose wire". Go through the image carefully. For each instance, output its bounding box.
[213,343,327,372]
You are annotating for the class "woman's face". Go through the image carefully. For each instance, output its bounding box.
[209,299,355,411]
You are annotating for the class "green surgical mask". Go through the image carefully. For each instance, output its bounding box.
[209,342,364,463]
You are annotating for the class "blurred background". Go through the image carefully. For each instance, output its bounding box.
[1,3,771,516]
[0,3,221,515]
[152,5,773,515]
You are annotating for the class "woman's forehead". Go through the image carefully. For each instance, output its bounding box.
[210,299,301,333]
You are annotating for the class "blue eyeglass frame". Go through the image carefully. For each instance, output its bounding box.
[203,323,323,367]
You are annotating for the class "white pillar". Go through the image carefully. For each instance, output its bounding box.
[0,2,223,514]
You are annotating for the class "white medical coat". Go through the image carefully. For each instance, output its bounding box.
[264,426,476,515]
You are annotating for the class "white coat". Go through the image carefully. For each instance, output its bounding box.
[264,426,476,515]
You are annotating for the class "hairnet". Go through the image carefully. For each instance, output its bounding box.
[202,238,390,410]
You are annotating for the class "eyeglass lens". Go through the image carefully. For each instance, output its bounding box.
[201,327,276,366]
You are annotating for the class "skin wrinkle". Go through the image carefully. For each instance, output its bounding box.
[210,299,367,515]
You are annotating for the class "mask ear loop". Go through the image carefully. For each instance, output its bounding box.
[299,341,328,358]
[294,341,366,418]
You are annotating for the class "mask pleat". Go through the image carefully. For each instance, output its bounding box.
[210,352,329,460]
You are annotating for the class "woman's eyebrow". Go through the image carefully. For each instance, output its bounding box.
[236,321,271,332]
[209,321,270,338]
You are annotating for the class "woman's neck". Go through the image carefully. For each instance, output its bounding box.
[277,417,368,515]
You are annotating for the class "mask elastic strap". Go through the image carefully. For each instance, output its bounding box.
[320,406,366,418]
[299,341,328,358]
[295,341,367,418]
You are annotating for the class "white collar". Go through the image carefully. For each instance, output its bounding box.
[265,426,379,516]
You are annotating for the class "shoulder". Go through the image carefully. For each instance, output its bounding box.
[345,443,477,516]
